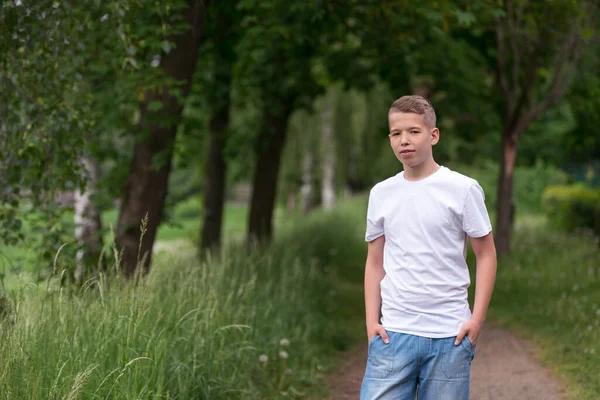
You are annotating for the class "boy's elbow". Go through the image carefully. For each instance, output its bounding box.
[470,232,497,260]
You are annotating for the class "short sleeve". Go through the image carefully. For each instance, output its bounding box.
[365,188,385,242]
[462,182,492,238]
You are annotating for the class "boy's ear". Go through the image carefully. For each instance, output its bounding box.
[431,127,440,145]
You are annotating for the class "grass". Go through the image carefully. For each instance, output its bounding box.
[3,182,599,398]
[0,197,367,399]
[104,196,249,244]
[483,218,600,399]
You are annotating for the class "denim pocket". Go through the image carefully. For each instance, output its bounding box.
[464,336,476,361]
[368,335,379,348]
[441,338,472,379]
[365,335,393,379]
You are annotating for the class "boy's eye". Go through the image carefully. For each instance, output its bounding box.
[411,130,419,134]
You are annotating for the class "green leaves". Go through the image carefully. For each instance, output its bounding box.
[147,101,164,112]
[455,9,477,27]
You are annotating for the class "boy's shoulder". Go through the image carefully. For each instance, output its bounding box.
[442,167,480,189]
[369,174,400,195]
[368,167,484,202]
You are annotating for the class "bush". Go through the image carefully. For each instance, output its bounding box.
[542,184,600,238]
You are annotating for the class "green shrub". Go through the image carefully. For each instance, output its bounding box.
[542,184,600,237]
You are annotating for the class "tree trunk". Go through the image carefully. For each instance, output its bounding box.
[116,0,211,276]
[200,3,235,251]
[495,132,518,255]
[300,150,314,215]
[247,106,293,243]
[200,114,228,250]
[286,191,296,213]
[74,156,102,283]
[320,94,336,210]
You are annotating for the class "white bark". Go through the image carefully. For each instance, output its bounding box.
[286,191,296,213]
[74,156,102,283]
[300,151,313,215]
[320,92,336,210]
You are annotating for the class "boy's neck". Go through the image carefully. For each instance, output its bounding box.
[402,158,440,181]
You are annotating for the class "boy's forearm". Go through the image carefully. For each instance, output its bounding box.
[471,253,497,322]
[364,261,385,327]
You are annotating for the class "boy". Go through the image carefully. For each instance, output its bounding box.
[360,95,497,400]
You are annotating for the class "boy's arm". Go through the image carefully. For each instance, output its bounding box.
[455,232,497,346]
[365,235,390,343]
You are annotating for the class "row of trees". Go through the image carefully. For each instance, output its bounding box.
[1,0,599,279]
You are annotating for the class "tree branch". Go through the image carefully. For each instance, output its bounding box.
[495,16,510,115]
[518,29,583,134]
[504,49,539,140]
[507,0,523,98]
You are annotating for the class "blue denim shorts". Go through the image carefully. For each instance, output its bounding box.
[360,330,476,400]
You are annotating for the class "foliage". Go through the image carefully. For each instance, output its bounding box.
[0,0,192,271]
[562,47,600,164]
[2,0,598,264]
[542,184,600,237]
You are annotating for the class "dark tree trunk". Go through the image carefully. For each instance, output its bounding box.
[247,106,293,243]
[201,111,228,250]
[495,132,518,255]
[116,0,211,276]
[200,5,235,251]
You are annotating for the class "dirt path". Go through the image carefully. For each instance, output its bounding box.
[327,322,566,400]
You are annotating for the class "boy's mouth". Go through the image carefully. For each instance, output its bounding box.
[399,150,415,155]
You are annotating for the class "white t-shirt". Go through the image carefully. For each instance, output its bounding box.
[365,166,492,338]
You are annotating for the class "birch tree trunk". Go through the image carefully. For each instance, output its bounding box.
[300,150,313,214]
[74,156,102,283]
[320,91,336,210]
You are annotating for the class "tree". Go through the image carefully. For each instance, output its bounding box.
[199,2,240,251]
[319,87,339,210]
[116,0,211,275]
[1,2,84,242]
[561,44,600,165]
[0,1,119,268]
[237,1,340,242]
[74,156,103,283]
[492,0,596,254]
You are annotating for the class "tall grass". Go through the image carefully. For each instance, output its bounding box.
[0,200,367,399]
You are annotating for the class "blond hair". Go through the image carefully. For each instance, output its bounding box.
[388,95,436,129]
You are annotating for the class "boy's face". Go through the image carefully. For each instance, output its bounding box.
[388,112,439,168]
